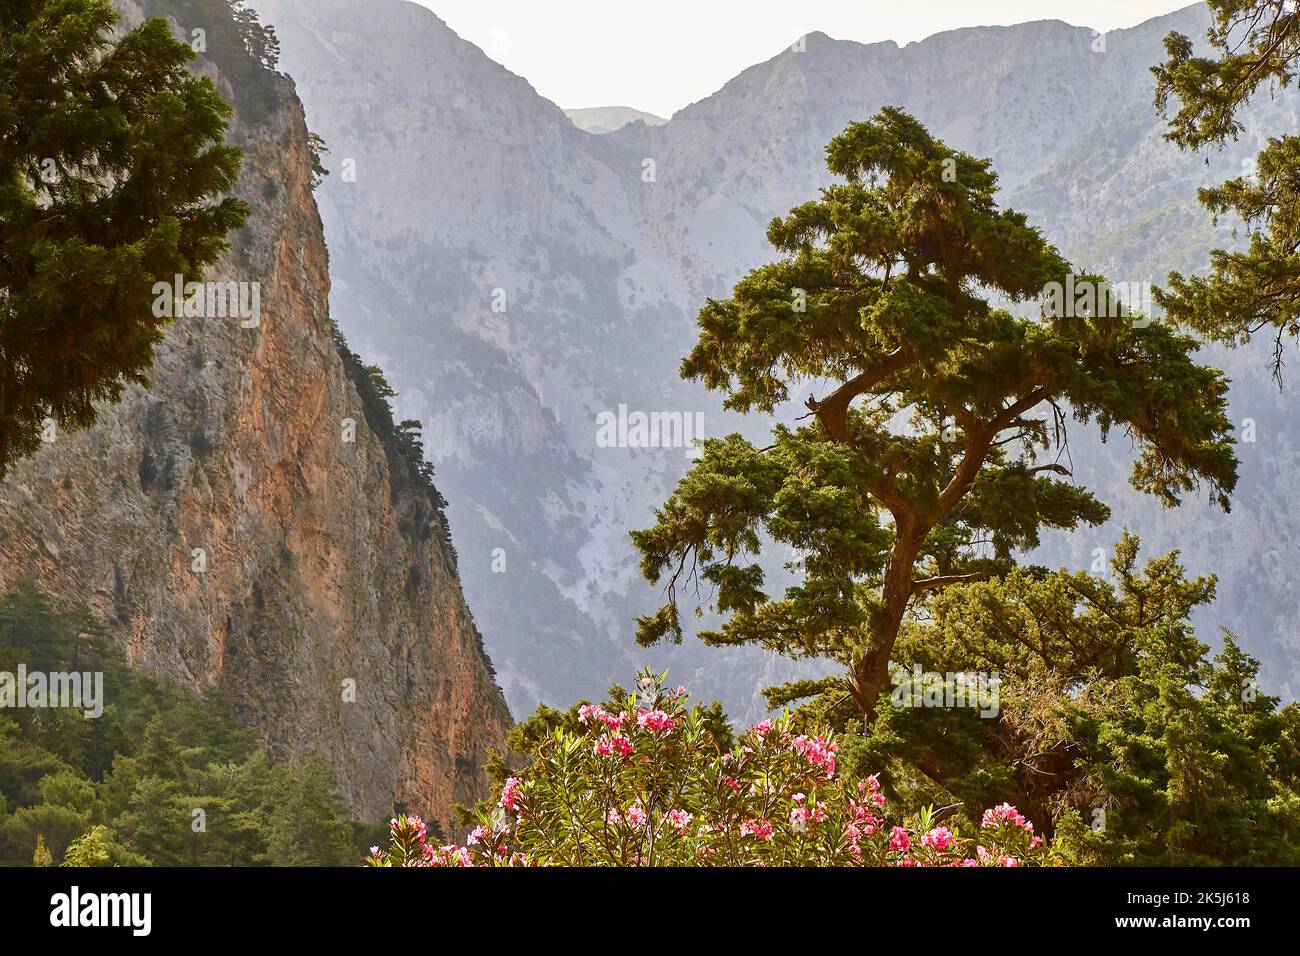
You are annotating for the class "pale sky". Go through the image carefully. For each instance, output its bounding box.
[414,0,1199,117]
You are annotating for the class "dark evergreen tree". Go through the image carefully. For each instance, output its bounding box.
[0,0,249,477]
[633,109,1238,723]
[871,534,1300,863]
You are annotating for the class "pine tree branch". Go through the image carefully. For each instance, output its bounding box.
[937,386,1049,514]
[911,572,986,594]
[804,346,914,445]
[1027,463,1071,477]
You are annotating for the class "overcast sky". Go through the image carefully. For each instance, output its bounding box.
[413,1,1198,117]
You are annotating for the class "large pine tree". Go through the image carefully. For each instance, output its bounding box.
[633,108,1238,723]
[0,0,248,477]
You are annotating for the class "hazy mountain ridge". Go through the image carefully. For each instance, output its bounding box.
[253,0,1300,714]
[565,107,668,134]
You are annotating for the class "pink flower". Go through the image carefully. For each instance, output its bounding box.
[791,792,807,805]
[790,734,838,777]
[741,817,774,840]
[467,825,490,846]
[626,803,647,827]
[578,703,604,725]
[636,708,676,733]
[958,857,979,867]
[889,826,911,852]
[1000,856,1020,867]
[605,807,623,826]
[721,775,740,791]
[921,826,954,851]
[429,844,471,867]
[850,801,879,825]
[857,774,882,795]
[893,856,918,867]
[667,809,693,834]
[751,719,773,739]
[600,711,627,730]
[789,806,809,831]
[981,802,1032,832]
[594,735,634,758]
[500,776,521,811]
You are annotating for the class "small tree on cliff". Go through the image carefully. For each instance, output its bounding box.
[0,0,249,478]
[631,108,1238,724]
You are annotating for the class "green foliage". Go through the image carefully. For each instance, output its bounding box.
[633,108,1237,720]
[61,825,148,867]
[308,131,330,189]
[333,333,450,513]
[867,535,1300,865]
[260,758,354,866]
[1153,1,1300,377]
[0,581,372,866]
[0,0,250,478]
[32,832,51,867]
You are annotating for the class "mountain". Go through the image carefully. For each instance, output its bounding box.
[565,107,669,134]
[252,0,1300,715]
[0,0,511,834]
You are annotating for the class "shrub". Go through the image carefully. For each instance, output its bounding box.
[365,671,1057,867]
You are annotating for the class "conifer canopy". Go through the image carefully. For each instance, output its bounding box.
[0,0,249,476]
[633,108,1238,717]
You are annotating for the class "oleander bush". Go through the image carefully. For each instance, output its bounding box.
[366,671,1055,867]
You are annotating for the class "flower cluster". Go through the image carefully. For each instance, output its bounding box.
[365,670,1061,867]
[364,815,496,868]
[593,735,634,758]
[636,708,676,734]
[789,734,838,777]
[982,802,1033,832]
[578,704,625,731]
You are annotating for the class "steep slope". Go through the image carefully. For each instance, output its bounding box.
[253,0,812,722]
[254,0,1300,711]
[0,0,510,834]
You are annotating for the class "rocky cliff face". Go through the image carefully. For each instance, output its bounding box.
[0,0,510,833]
[253,0,1300,713]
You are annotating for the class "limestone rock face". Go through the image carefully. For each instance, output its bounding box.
[0,0,510,833]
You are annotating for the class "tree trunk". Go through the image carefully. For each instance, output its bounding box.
[848,520,927,719]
